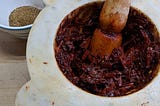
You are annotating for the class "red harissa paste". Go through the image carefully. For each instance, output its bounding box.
[55,2,160,97]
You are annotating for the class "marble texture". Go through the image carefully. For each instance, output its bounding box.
[16,0,160,106]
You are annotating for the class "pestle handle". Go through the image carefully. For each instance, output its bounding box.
[99,0,131,33]
[90,0,131,57]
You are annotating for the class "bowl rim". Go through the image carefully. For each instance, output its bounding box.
[0,24,32,30]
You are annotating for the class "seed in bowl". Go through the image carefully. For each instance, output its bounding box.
[9,6,41,27]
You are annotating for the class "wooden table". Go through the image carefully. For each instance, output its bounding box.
[0,31,30,106]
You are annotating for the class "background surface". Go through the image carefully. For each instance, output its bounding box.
[0,31,30,106]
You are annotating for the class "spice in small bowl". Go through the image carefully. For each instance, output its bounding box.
[9,6,41,27]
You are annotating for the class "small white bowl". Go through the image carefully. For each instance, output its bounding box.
[0,0,45,39]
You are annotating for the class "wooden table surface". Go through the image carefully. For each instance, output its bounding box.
[0,31,30,106]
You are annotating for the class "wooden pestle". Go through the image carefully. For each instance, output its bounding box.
[100,0,131,33]
[90,0,131,57]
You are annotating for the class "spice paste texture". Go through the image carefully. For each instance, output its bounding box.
[55,2,160,97]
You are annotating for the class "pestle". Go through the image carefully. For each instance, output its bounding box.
[90,0,131,57]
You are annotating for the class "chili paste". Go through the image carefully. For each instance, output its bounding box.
[55,2,160,97]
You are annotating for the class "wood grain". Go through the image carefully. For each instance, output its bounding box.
[0,31,30,106]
